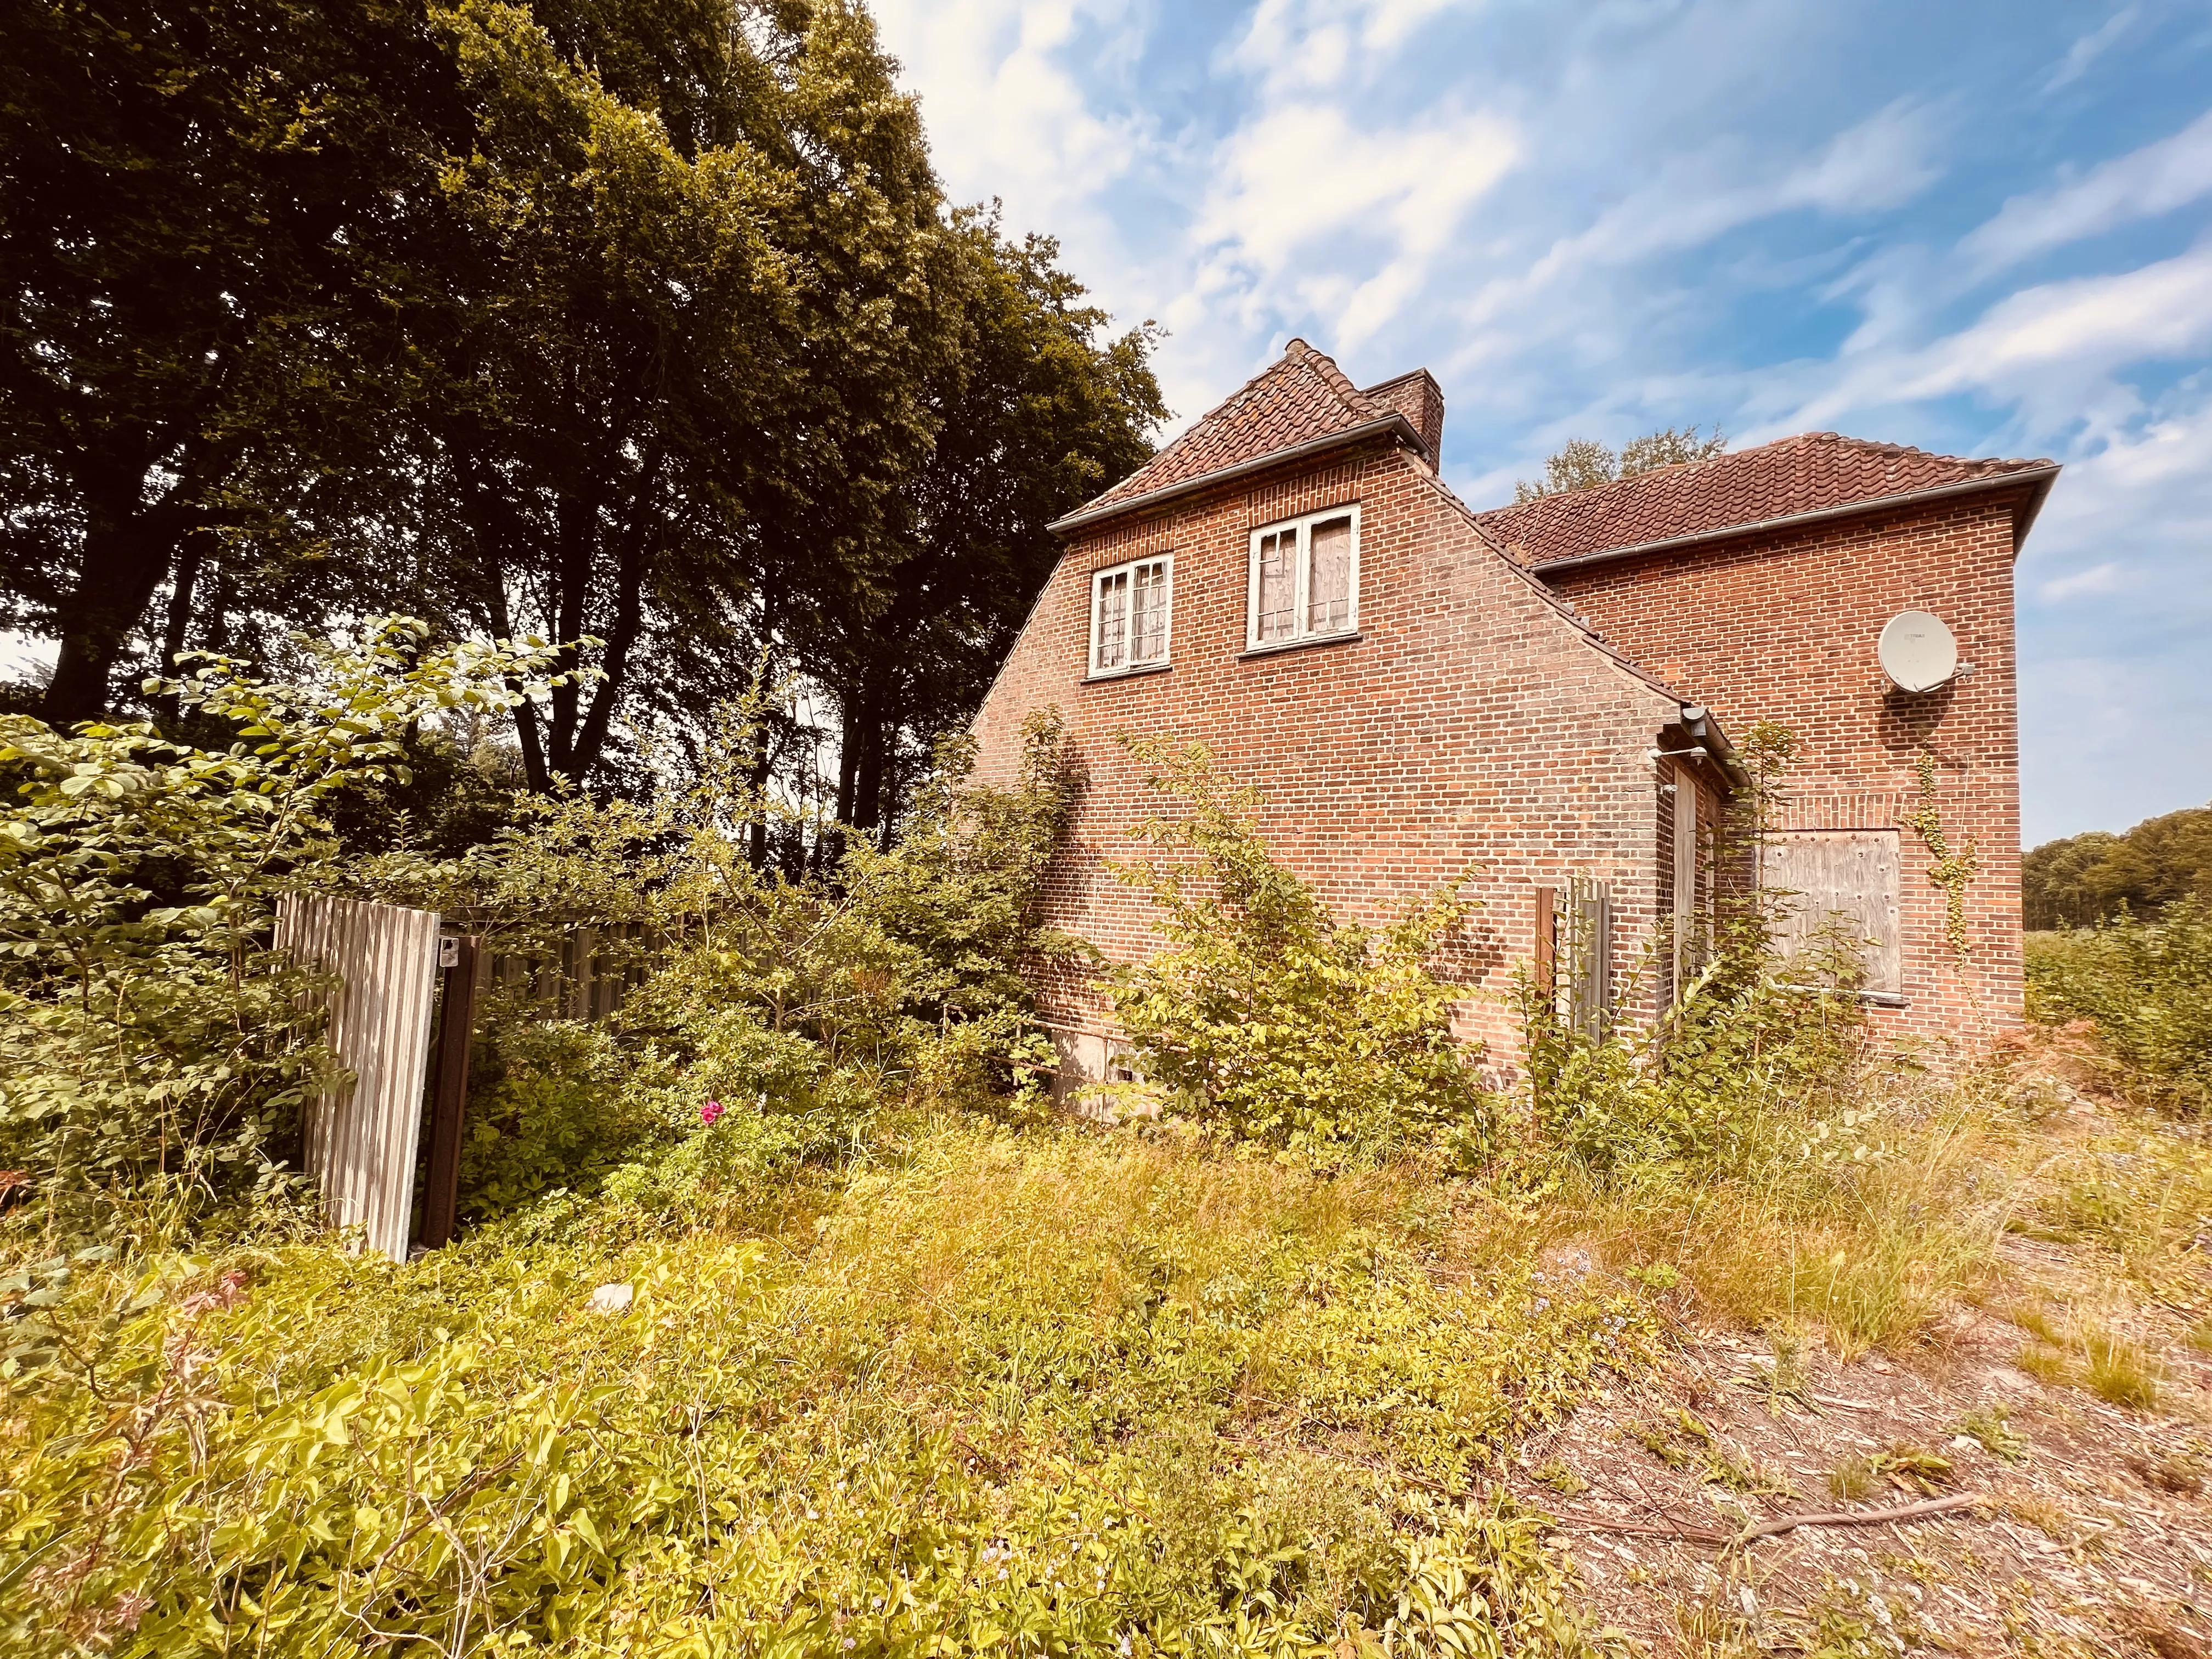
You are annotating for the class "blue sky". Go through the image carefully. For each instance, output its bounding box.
[872,0,2212,845]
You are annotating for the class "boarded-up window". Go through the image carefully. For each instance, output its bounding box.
[1761,830,1901,996]
[1255,528,1297,642]
[1306,515,1353,634]
[1246,505,1358,648]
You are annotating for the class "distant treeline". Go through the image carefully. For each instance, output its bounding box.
[2023,803,2212,930]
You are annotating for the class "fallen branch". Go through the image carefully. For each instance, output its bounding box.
[1734,1491,1983,1543]
[1551,1492,1984,1551]
[1551,1514,1730,1547]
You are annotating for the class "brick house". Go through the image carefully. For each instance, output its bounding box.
[968,339,2057,1080]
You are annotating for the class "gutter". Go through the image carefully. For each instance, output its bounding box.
[1672,703,1748,794]
[1526,464,2062,575]
[1046,413,1425,536]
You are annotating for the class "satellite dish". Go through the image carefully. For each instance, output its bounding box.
[1878,610,1959,692]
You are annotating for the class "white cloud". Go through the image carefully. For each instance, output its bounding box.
[1962,107,2212,273]
[1927,241,2212,384]
[868,0,1158,279]
[2042,4,2138,94]
[2036,561,2125,602]
[1778,241,2212,437]
[1227,0,1472,93]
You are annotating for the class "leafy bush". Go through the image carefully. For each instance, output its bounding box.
[351,703,1079,1224]
[1520,941,1868,1182]
[2026,900,2212,1111]
[0,621,562,1243]
[2,1122,1624,1657]
[1107,738,1493,1161]
[447,1022,647,1220]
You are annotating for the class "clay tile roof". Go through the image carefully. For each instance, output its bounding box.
[1474,432,2056,568]
[1068,339,1397,522]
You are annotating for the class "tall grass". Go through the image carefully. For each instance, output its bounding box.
[2,1121,1637,1657]
[2026,899,2212,1113]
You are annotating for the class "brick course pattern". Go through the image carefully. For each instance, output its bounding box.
[972,432,1685,1068]
[1531,485,2044,1044]
[975,339,2053,1073]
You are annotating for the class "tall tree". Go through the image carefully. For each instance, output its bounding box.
[413,0,960,791]
[0,0,466,721]
[821,219,1165,840]
[1513,424,1727,503]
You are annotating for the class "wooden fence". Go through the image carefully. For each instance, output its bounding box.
[1533,877,1612,1037]
[275,893,444,1259]
[488,923,654,1024]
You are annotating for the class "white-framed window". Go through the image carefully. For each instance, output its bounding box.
[1089,554,1173,677]
[1247,504,1359,650]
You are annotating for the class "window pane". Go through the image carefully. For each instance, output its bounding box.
[1096,571,1128,670]
[1256,531,1295,641]
[1130,561,1169,663]
[1307,517,1352,634]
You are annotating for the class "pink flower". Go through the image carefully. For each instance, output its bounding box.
[700,1099,726,1126]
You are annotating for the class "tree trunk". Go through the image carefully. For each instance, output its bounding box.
[850,667,890,837]
[44,495,176,725]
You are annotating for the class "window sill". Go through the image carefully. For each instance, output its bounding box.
[1238,630,1363,662]
[1780,983,1906,1008]
[1082,661,1172,685]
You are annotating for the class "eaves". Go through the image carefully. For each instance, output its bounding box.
[1524,464,2062,577]
[1046,413,1426,537]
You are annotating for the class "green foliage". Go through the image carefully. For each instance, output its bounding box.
[3,0,1163,821]
[2026,899,2212,1112]
[815,217,1169,836]
[357,703,1081,1224]
[1520,833,1866,1183]
[1512,425,1728,502]
[0,1124,1627,1657]
[1106,738,1493,1161]
[0,0,469,717]
[0,620,564,1241]
[1901,748,1977,961]
[448,1023,644,1218]
[2023,800,2212,929]
[1953,1402,2025,1462]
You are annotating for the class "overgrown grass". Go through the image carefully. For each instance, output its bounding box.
[1502,1062,2016,1359]
[3,1120,1650,1657]
[2025,900,2212,1113]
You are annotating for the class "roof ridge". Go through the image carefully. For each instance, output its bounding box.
[1474,429,2059,568]
[1293,339,1389,420]
[1061,338,1402,525]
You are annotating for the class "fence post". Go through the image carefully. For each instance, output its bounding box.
[417,934,483,1252]
[1534,885,1558,1000]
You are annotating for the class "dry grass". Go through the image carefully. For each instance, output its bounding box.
[1538,1071,2017,1359]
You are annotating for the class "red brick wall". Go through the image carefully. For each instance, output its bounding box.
[1539,487,2034,1045]
[1360,369,1446,460]
[972,437,1686,1069]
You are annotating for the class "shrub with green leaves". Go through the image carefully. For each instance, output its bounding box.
[2027,899,2212,1112]
[1,1124,1627,1657]
[0,620,565,1242]
[351,703,1080,1224]
[1518,719,1868,1182]
[1107,737,1492,1161]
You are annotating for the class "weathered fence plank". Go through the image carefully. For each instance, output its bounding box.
[417,934,484,1252]
[275,893,443,1259]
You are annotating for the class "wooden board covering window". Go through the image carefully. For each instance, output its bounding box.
[1760,830,1901,996]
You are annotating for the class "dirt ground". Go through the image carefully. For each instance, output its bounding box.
[1499,1041,2212,1657]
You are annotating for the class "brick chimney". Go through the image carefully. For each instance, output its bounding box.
[1361,369,1445,464]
